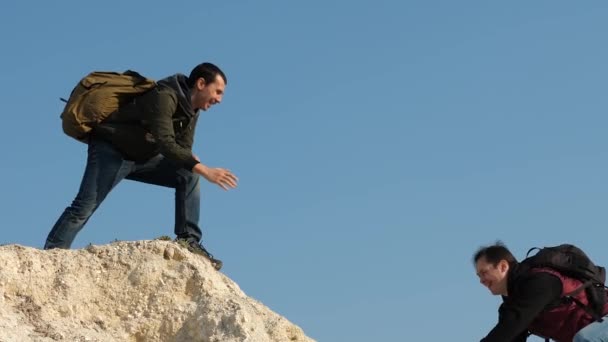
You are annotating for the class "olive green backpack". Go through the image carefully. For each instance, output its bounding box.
[60,70,156,143]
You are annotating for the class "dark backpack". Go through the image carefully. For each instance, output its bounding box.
[60,70,156,143]
[520,244,607,321]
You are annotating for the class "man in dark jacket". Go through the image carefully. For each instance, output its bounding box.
[44,62,237,270]
[474,242,608,342]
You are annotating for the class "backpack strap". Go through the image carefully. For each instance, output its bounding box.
[526,247,541,257]
[564,280,593,298]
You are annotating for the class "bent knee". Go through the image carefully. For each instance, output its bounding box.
[177,171,199,187]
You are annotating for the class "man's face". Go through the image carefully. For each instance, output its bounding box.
[192,74,225,111]
[475,257,509,296]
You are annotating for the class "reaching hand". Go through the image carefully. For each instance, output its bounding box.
[201,167,238,190]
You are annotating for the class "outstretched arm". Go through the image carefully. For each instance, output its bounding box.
[481,272,562,342]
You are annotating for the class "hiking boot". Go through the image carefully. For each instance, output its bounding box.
[176,238,223,271]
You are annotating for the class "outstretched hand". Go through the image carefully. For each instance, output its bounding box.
[201,167,238,190]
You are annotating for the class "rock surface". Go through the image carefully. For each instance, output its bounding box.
[0,240,315,342]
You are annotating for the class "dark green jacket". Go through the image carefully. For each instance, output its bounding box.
[94,73,200,170]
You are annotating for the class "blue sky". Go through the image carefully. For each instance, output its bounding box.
[1,1,607,341]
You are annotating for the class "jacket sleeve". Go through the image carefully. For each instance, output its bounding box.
[143,88,199,170]
[480,272,562,342]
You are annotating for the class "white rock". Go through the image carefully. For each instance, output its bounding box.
[0,241,315,342]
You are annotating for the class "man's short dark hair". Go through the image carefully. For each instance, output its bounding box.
[473,241,517,266]
[187,62,227,88]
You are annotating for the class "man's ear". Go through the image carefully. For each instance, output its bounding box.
[499,260,510,273]
[197,77,206,90]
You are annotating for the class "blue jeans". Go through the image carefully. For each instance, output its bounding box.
[574,316,608,342]
[44,138,201,249]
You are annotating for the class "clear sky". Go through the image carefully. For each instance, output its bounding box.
[1,1,607,341]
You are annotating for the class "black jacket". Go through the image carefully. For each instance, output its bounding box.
[93,73,200,170]
[481,264,563,342]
